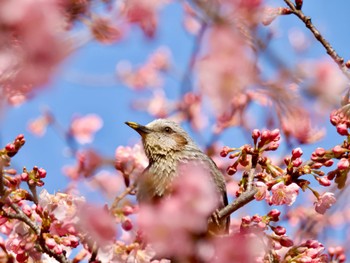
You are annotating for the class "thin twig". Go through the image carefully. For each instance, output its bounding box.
[217,188,257,220]
[0,166,4,197]
[283,0,350,80]
[180,22,208,95]
[111,181,137,210]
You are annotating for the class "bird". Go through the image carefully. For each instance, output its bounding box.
[125,119,229,234]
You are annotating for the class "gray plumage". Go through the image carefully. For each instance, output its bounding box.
[125,119,229,234]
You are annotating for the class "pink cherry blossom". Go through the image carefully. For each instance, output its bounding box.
[269,182,299,206]
[197,25,256,116]
[0,0,69,101]
[69,114,103,144]
[254,181,270,201]
[76,203,117,246]
[314,192,336,214]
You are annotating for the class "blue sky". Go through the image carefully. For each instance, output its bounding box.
[1,0,350,227]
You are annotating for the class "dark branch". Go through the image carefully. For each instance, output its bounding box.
[283,0,350,80]
[217,188,257,220]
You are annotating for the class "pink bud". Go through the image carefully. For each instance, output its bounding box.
[267,142,279,151]
[311,162,322,169]
[122,205,134,216]
[336,123,349,136]
[292,158,302,167]
[270,129,280,141]
[241,216,251,224]
[260,130,270,142]
[292,147,303,158]
[21,173,29,181]
[45,238,56,249]
[315,147,326,157]
[227,166,237,175]
[337,158,350,170]
[220,146,231,157]
[5,143,15,152]
[330,113,340,125]
[317,177,331,187]
[267,209,280,221]
[273,226,286,236]
[252,129,261,141]
[280,236,293,247]
[323,159,334,167]
[38,168,47,178]
[332,145,346,155]
[122,218,133,231]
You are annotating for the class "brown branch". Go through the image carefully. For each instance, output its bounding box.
[111,181,137,210]
[283,0,350,80]
[217,188,257,220]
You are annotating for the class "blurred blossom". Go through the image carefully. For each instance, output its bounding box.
[314,192,336,215]
[299,59,348,109]
[116,47,171,90]
[69,114,103,144]
[182,3,201,35]
[63,149,103,180]
[138,162,219,258]
[27,112,53,137]
[90,17,123,44]
[254,181,270,201]
[120,0,168,38]
[87,170,124,199]
[269,182,299,206]
[211,233,265,263]
[0,0,69,101]
[281,108,325,144]
[288,28,310,53]
[76,203,117,246]
[115,144,148,178]
[197,25,256,115]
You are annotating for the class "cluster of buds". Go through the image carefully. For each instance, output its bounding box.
[221,129,281,176]
[328,246,346,262]
[221,145,251,175]
[240,210,293,250]
[5,134,26,158]
[21,166,47,187]
[114,204,137,232]
[330,107,350,136]
[284,240,329,262]
[252,129,280,151]
[0,135,26,167]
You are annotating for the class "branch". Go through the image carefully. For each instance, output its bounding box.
[283,0,350,80]
[111,181,137,210]
[180,22,207,95]
[217,188,257,220]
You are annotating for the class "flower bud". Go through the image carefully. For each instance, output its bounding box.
[337,158,350,170]
[336,123,349,136]
[292,147,303,158]
[273,226,286,236]
[279,236,293,247]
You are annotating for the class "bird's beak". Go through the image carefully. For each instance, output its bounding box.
[125,121,151,137]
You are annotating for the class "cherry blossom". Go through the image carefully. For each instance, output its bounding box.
[314,192,336,215]
[69,114,103,144]
[269,182,299,206]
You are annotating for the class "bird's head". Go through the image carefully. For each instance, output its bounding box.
[125,119,196,160]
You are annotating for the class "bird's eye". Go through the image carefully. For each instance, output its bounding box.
[164,126,172,133]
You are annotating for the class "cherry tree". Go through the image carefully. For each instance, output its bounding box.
[0,0,349,262]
